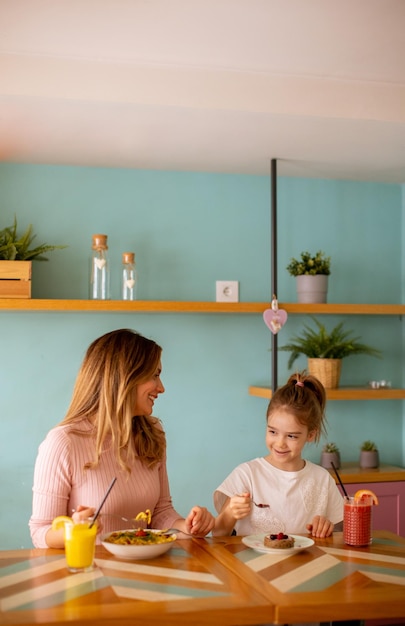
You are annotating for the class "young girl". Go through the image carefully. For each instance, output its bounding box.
[213,372,343,537]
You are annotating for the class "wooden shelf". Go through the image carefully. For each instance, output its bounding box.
[0,299,404,314]
[249,385,405,400]
[328,463,405,484]
[278,303,405,315]
[0,299,270,313]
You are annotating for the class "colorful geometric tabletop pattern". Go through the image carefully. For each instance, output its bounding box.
[212,532,405,623]
[0,540,274,626]
[0,546,227,612]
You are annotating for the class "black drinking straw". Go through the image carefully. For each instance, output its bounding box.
[89,477,117,529]
[331,462,348,498]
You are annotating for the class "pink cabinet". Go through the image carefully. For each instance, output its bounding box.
[338,481,405,537]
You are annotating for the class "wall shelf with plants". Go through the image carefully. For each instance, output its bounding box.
[249,385,405,401]
[0,299,271,313]
[249,304,405,400]
[0,299,404,315]
[250,308,404,401]
[251,159,405,403]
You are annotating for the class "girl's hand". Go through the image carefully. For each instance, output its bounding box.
[184,506,215,536]
[306,515,334,537]
[228,492,252,520]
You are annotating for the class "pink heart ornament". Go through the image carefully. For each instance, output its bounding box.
[263,308,288,334]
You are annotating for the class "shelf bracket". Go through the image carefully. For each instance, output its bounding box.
[271,158,278,393]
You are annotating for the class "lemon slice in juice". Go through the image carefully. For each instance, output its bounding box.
[354,489,379,505]
[52,515,73,530]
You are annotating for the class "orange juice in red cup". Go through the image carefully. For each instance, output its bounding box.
[64,519,97,572]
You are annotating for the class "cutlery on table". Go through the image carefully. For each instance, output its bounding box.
[236,494,270,508]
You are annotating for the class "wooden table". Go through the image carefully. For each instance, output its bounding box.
[1,531,405,625]
[0,537,273,626]
[199,530,405,625]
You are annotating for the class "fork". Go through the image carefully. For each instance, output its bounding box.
[101,515,179,534]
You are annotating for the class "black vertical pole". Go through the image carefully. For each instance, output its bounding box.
[271,159,277,393]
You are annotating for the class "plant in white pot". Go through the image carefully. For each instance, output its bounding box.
[286,250,331,303]
[279,317,381,389]
[321,442,341,469]
[359,440,379,469]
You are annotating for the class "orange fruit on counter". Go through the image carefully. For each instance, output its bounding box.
[354,489,379,505]
[51,515,73,530]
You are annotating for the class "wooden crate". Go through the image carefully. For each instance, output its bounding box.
[0,261,32,298]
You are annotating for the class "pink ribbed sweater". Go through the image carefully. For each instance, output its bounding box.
[29,419,181,548]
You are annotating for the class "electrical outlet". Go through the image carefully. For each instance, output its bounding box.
[216,281,239,303]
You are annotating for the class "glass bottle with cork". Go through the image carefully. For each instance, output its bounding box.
[122,252,137,300]
[90,234,110,300]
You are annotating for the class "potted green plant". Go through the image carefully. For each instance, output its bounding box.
[321,442,341,469]
[279,317,381,388]
[0,217,66,298]
[359,440,379,469]
[286,250,331,303]
[0,217,66,261]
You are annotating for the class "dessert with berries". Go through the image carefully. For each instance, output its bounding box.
[264,532,295,549]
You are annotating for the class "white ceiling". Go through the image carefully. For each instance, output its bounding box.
[1,0,405,182]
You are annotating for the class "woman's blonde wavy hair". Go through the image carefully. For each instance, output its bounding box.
[60,329,166,471]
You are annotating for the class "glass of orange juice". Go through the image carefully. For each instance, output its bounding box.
[64,519,97,572]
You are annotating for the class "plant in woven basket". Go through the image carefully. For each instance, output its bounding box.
[0,217,66,261]
[279,317,381,388]
[279,317,381,368]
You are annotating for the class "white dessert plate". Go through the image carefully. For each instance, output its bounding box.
[242,534,314,555]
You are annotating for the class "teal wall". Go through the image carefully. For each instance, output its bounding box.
[0,163,403,549]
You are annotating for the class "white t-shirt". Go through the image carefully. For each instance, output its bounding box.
[214,458,343,535]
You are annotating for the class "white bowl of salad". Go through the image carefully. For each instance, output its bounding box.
[101,528,177,560]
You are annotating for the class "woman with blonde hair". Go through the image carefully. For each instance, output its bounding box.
[30,329,214,548]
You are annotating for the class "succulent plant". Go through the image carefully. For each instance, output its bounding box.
[360,440,378,452]
[0,216,66,261]
[323,442,340,453]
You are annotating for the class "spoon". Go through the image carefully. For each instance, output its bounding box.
[252,500,270,508]
[236,494,270,508]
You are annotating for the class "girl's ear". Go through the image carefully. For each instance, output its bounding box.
[307,430,317,443]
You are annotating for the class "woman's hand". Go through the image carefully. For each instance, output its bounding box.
[182,506,215,536]
[46,505,98,549]
[306,515,334,537]
[73,505,103,535]
[72,505,95,522]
